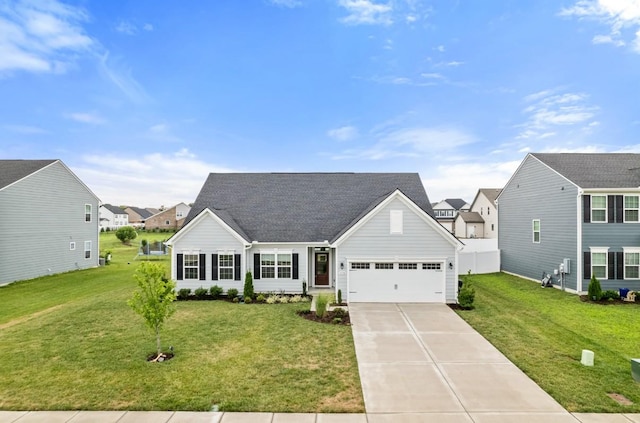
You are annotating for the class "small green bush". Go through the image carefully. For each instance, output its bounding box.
[244,296,253,304]
[333,307,346,318]
[177,288,191,300]
[233,297,240,303]
[602,290,619,300]
[458,278,475,310]
[244,271,254,300]
[587,274,602,301]
[332,317,342,324]
[302,280,307,296]
[290,295,302,303]
[209,285,223,299]
[315,294,329,318]
[266,295,277,304]
[256,294,266,303]
[194,287,208,299]
[227,288,239,300]
[337,289,343,305]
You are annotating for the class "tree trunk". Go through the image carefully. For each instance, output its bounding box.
[156,325,161,356]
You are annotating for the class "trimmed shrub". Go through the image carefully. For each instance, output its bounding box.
[227,288,239,300]
[587,274,602,301]
[602,290,619,300]
[333,307,346,318]
[243,271,254,300]
[244,296,253,304]
[256,294,266,303]
[290,295,302,303]
[315,294,329,318]
[194,287,208,299]
[209,285,223,299]
[177,288,191,300]
[232,297,239,303]
[457,279,475,310]
[278,295,290,304]
[115,226,137,244]
[266,295,278,304]
[302,280,307,296]
[337,289,343,305]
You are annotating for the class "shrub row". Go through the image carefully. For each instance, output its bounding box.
[176,287,310,304]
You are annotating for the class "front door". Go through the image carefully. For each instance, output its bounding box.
[315,252,329,286]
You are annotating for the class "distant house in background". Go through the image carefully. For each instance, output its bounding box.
[0,159,100,286]
[498,153,640,293]
[466,188,502,239]
[125,206,154,228]
[99,204,129,231]
[432,198,470,233]
[454,212,484,238]
[145,202,191,230]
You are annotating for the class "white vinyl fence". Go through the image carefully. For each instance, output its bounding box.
[458,239,500,275]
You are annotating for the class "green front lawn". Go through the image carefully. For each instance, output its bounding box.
[456,273,640,413]
[0,232,363,412]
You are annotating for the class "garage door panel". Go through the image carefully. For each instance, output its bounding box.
[348,261,444,303]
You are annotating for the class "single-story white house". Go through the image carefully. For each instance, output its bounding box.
[166,173,462,303]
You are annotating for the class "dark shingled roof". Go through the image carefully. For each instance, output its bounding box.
[444,198,468,210]
[532,153,640,188]
[102,204,126,215]
[128,206,154,219]
[0,159,56,190]
[184,173,434,243]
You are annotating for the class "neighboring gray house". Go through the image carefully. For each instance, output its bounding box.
[0,160,100,286]
[167,173,462,303]
[498,153,640,293]
[99,204,129,231]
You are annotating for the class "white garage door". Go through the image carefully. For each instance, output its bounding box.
[348,261,445,303]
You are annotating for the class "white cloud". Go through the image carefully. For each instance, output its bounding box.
[0,0,93,75]
[98,52,149,104]
[66,112,105,125]
[561,0,640,52]
[327,125,359,141]
[143,23,153,31]
[516,88,599,140]
[435,45,445,52]
[73,150,238,207]
[433,60,465,67]
[115,20,136,35]
[420,72,445,79]
[338,0,393,25]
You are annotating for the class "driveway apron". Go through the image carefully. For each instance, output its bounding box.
[350,303,574,422]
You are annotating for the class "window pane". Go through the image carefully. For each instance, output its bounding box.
[220,268,233,280]
[262,267,275,278]
[185,268,198,279]
[592,253,606,265]
[261,254,275,266]
[533,232,540,242]
[593,266,606,279]
[626,253,640,265]
[592,196,606,208]
[626,196,639,208]
[277,254,291,266]
[626,210,639,222]
[278,267,291,278]
[533,220,540,231]
[184,254,198,266]
[592,210,606,222]
[626,266,639,279]
[219,254,233,267]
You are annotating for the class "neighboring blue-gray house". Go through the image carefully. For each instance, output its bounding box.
[0,160,100,286]
[167,173,462,303]
[498,153,640,293]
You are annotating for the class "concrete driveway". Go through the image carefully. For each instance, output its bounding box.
[350,303,577,422]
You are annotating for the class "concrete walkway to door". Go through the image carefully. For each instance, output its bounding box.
[350,303,577,422]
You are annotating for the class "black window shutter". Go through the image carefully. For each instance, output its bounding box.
[254,254,261,279]
[211,254,218,281]
[583,251,591,279]
[608,251,615,280]
[583,195,591,223]
[292,253,299,279]
[616,195,624,223]
[608,196,615,223]
[177,254,184,280]
[617,251,624,280]
[234,254,241,281]
[199,253,206,281]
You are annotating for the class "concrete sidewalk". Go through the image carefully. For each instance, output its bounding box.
[349,303,640,423]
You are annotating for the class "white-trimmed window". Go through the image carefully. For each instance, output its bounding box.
[351,262,370,270]
[423,263,441,270]
[85,204,92,222]
[219,254,234,280]
[624,248,640,279]
[625,196,639,222]
[261,253,291,279]
[591,195,607,222]
[375,263,394,270]
[532,219,540,243]
[70,241,76,251]
[399,263,417,270]
[591,248,608,279]
[184,254,199,279]
[390,210,403,234]
[84,241,91,259]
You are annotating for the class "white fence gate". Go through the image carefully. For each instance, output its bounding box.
[458,239,500,275]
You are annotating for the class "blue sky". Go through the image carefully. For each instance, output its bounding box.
[1,0,640,207]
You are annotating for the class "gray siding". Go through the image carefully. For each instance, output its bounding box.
[0,161,100,285]
[336,197,458,302]
[583,222,640,291]
[499,156,579,290]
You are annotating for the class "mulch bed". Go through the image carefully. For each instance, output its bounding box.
[297,310,351,325]
[146,352,175,362]
[579,295,639,305]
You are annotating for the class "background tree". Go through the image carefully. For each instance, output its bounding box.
[115,226,137,244]
[127,262,176,358]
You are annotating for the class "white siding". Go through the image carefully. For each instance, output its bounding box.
[248,244,308,293]
[336,197,458,303]
[0,161,100,285]
[471,193,498,239]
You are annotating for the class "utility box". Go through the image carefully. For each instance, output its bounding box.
[563,258,571,274]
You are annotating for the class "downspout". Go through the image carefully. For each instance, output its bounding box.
[244,242,254,277]
[577,189,583,293]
